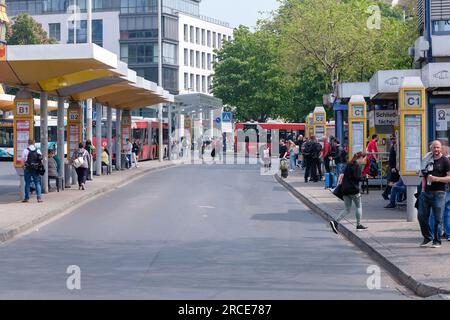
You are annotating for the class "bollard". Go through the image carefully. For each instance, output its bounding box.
[64,162,72,188]
[15,167,25,201]
[406,185,418,222]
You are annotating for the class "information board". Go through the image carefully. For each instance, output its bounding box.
[403,115,422,173]
[351,122,364,155]
[15,119,31,165]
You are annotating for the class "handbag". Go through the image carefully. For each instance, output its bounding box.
[73,156,84,169]
[332,184,344,201]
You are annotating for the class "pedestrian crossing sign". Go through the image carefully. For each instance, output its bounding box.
[222,112,232,123]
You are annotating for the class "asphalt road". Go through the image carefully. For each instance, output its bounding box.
[0,164,414,299]
[0,161,20,203]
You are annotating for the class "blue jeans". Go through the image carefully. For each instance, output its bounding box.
[126,154,132,168]
[289,154,297,170]
[336,163,345,178]
[429,192,450,239]
[389,180,406,206]
[24,169,42,200]
[419,192,445,244]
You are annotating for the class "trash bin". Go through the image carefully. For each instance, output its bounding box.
[64,162,73,188]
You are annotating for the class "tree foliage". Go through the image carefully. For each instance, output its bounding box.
[6,14,57,45]
[212,0,417,122]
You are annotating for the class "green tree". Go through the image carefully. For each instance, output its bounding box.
[213,25,289,122]
[276,0,416,92]
[6,13,57,45]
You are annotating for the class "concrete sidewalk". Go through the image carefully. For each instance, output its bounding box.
[0,160,176,244]
[276,169,450,298]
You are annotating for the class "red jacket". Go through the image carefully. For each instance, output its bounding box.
[367,140,378,160]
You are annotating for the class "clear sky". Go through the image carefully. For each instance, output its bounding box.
[200,0,280,29]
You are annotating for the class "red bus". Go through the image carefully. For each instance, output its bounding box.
[92,118,169,162]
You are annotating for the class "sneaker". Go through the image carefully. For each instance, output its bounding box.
[420,240,432,247]
[384,203,396,209]
[356,224,368,231]
[432,242,442,248]
[330,221,339,234]
[37,199,43,203]
[22,199,29,203]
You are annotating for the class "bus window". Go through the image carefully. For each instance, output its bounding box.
[0,120,13,148]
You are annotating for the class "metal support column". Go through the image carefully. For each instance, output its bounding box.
[95,103,102,176]
[115,108,122,170]
[168,104,172,160]
[107,106,112,173]
[40,91,49,194]
[57,96,65,185]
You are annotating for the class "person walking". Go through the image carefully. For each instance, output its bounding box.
[22,139,43,203]
[329,152,368,234]
[295,135,304,168]
[124,138,133,169]
[279,139,288,159]
[72,143,90,190]
[303,137,314,182]
[132,139,140,168]
[321,136,331,174]
[85,139,95,180]
[418,140,450,248]
[331,139,346,177]
[312,136,323,182]
[288,140,297,172]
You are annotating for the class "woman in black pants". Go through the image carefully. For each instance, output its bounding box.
[72,143,91,190]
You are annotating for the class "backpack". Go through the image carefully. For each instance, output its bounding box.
[303,141,313,156]
[25,148,45,175]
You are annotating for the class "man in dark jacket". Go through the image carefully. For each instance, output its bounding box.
[311,136,323,182]
[382,136,400,200]
[303,136,315,183]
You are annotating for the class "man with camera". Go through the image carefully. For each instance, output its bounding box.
[419,140,450,248]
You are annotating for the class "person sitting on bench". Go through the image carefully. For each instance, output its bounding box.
[384,177,407,209]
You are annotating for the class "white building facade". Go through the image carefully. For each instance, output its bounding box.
[177,12,233,95]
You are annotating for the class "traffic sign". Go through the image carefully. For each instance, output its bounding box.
[222,112,232,123]
[216,117,221,124]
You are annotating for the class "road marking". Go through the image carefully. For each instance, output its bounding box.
[198,205,215,209]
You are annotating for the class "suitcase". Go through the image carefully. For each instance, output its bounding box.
[325,172,336,189]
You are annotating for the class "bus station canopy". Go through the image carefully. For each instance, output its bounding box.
[0,43,171,109]
[175,93,223,112]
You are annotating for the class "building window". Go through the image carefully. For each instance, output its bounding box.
[208,76,212,93]
[190,26,194,43]
[120,0,157,14]
[196,51,200,68]
[218,33,221,48]
[120,43,159,64]
[49,23,61,41]
[190,74,195,91]
[190,49,194,67]
[201,29,205,45]
[184,24,188,41]
[184,49,188,66]
[162,67,178,93]
[212,32,216,48]
[202,75,206,93]
[207,30,211,47]
[228,35,232,42]
[207,53,211,70]
[432,20,450,35]
[184,73,189,90]
[196,75,200,92]
[201,52,206,69]
[163,42,177,65]
[196,27,200,44]
[68,19,103,46]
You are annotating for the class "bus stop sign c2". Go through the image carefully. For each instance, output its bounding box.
[222,112,232,123]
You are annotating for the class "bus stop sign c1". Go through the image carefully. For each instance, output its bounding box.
[216,117,221,124]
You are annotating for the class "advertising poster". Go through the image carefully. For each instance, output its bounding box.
[15,120,31,166]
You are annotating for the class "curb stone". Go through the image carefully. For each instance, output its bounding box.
[0,163,176,244]
[275,174,450,298]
